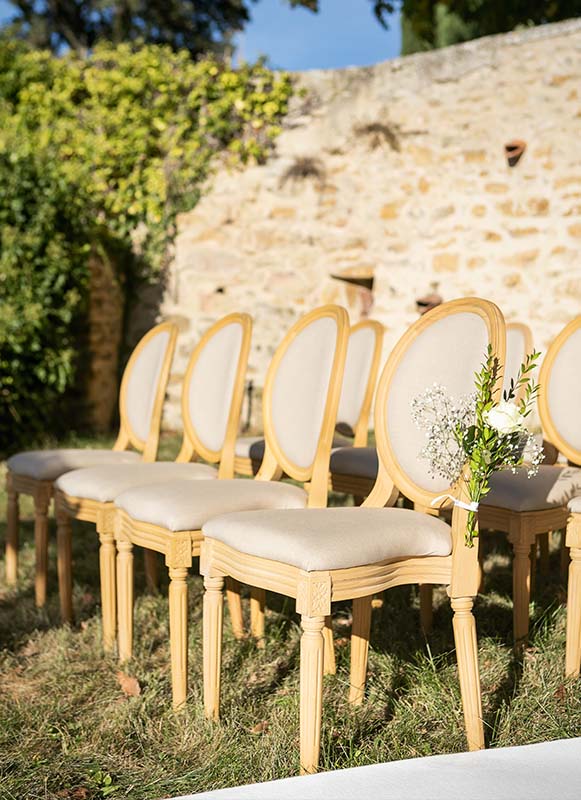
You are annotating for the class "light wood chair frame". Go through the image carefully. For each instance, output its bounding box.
[235,319,384,479]
[53,313,252,650]
[202,297,505,774]
[5,321,178,608]
[478,318,578,648]
[538,316,581,677]
[114,305,350,707]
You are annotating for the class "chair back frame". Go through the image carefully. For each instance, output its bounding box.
[113,321,178,461]
[176,313,253,479]
[538,315,581,465]
[505,322,534,403]
[341,319,384,447]
[257,305,350,507]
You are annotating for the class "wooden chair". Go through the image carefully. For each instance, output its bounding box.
[5,321,178,607]
[201,297,505,774]
[479,316,581,648]
[52,314,252,650]
[112,305,349,707]
[234,319,384,477]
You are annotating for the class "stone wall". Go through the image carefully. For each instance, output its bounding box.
[154,19,581,432]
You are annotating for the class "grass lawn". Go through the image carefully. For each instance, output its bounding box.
[1,433,580,799]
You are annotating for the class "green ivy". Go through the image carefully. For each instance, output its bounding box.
[0,40,293,454]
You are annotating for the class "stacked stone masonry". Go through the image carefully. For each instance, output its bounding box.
[145,19,581,432]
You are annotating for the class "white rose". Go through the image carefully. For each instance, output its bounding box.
[484,401,524,435]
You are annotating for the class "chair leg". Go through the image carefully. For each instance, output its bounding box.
[529,542,537,597]
[419,584,433,634]
[323,615,336,676]
[169,566,189,709]
[451,596,484,751]
[56,509,73,623]
[299,615,325,775]
[99,530,117,652]
[561,530,570,582]
[34,491,51,608]
[225,577,245,639]
[116,539,134,662]
[203,575,225,720]
[143,549,159,594]
[349,596,371,704]
[566,546,581,678]
[512,541,532,650]
[5,476,19,585]
[477,545,485,594]
[250,587,265,647]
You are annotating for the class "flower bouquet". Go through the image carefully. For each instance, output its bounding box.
[411,346,543,546]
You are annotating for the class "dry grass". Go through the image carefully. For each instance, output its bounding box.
[1,433,580,798]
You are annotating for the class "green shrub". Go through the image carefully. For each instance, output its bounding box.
[0,40,293,455]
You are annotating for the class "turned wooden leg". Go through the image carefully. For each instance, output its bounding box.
[225,577,245,639]
[203,575,225,720]
[530,542,537,597]
[116,539,134,662]
[477,545,485,594]
[566,546,581,678]
[169,566,189,709]
[323,615,336,676]
[300,615,325,775]
[419,584,433,634]
[349,596,371,704]
[512,541,532,649]
[56,509,73,623]
[5,475,19,584]
[143,549,159,593]
[34,492,51,607]
[250,587,265,647]
[99,530,117,652]
[451,596,484,751]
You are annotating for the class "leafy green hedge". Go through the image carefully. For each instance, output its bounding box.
[0,40,292,455]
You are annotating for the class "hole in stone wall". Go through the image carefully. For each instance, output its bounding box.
[504,140,526,168]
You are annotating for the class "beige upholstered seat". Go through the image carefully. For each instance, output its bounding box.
[115,479,307,533]
[569,496,581,513]
[7,449,142,482]
[235,433,353,462]
[480,465,581,513]
[329,446,378,480]
[56,462,218,504]
[203,507,451,572]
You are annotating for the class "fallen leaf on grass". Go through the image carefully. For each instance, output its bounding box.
[249,720,269,734]
[554,683,566,701]
[56,788,89,799]
[116,671,141,697]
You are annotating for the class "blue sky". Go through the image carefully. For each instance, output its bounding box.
[0,0,401,70]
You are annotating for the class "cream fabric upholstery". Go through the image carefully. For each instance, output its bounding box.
[547,327,581,453]
[480,465,581,512]
[187,322,244,453]
[55,462,217,503]
[7,449,141,482]
[337,325,377,429]
[386,312,489,494]
[115,479,307,532]
[569,496,581,513]
[181,738,581,800]
[504,326,527,397]
[125,329,171,442]
[203,507,451,571]
[270,316,337,469]
[330,446,378,479]
[236,434,353,462]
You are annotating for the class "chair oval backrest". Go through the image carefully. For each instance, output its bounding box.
[504,322,533,402]
[539,316,581,465]
[337,320,384,445]
[119,321,178,454]
[375,298,505,508]
[182,313,252,463]
[262,305,350,482]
